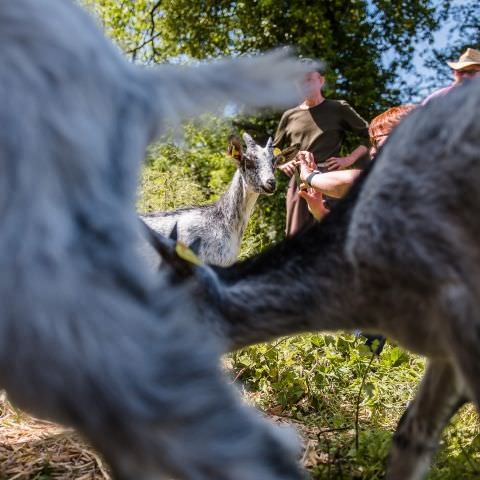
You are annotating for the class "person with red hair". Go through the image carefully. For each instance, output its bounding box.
[369,105,416,157]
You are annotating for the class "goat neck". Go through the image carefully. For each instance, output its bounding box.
[215,169,259,242]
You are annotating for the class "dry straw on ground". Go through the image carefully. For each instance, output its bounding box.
[0,393,110,480]
[0,390,321,480]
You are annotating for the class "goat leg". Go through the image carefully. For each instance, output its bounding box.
[386,360,467,480]
[440,283,480,411]
[0,288,303,480]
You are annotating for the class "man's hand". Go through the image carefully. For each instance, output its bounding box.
[322,155,355,171]
[277,159,298,177]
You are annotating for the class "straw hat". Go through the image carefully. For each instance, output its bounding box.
[447,48,480,70]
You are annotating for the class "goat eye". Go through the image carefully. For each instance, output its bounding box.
[243,157,256,168]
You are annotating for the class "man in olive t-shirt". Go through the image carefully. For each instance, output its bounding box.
[275,67,369,237]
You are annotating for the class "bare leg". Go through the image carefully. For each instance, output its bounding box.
[387,360,466,480]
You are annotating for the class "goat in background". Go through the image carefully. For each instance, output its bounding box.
[141,133,299,266]
[0,0,318,478]
[153,77,480,480]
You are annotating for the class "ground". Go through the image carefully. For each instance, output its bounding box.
[1,334,479,479]
[0,392,108,480]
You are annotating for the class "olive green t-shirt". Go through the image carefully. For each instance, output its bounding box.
[273,99,369,168]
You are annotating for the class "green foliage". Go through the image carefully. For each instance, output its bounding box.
[81,0,454,165]
[31,465,54,480]
[227,334,480,479]
[137,117,232,213]
[82,0,447,119]
[230,334,423,417]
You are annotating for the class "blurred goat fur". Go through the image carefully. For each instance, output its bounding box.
[0,1,319,479]
[154,77,480,480]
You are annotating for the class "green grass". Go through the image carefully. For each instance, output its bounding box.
[226,334,480,479]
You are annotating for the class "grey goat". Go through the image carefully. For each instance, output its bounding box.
[0,0,318,479]
[152,77,480,480]
[141,134,298,266]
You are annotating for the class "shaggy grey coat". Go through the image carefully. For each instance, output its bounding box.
[0,1,317,479]
[156,77,480,480]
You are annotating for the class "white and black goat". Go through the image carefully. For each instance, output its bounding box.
[151,77,480,480]
[0,1,317,479]
[141,134,298,266]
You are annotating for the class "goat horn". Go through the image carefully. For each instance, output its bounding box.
[242,132,255,148]
[141,220,196,279]
[188,237,202,256]
[169,222,179,241]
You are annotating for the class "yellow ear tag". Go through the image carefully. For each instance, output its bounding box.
[175,241,203,266]
[273,147,282,156]
[231,146,240,157]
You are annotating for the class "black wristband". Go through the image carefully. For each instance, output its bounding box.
[306,170,320,187]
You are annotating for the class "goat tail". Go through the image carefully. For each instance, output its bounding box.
[144,49,321,133]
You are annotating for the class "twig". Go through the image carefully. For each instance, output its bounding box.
[230,367,247,384]
[264,336,290,356]
[354,352,375,451]
[126,0,162,59]
[126,31,162,55]
[317,426,350,436]
[91,451,112,480]
[452,428,480,474]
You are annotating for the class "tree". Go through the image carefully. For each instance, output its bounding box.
[81,0,451,243]
[83,0,449,117]
[423,0,479,89]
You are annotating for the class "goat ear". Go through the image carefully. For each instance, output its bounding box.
[169,222,178,241]
[227,135,243,163]
[266,137,273,150]
[242,132,256,150]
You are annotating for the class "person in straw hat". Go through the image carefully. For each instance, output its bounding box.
[422,47,480,105]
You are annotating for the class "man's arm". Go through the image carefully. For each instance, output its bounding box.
[324,101,370,171]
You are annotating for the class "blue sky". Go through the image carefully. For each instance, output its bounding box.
[398,0,467,102]
[409,20,453,99]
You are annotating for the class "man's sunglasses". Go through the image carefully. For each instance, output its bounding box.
[457,68,480,77]
[371,133,388,147]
